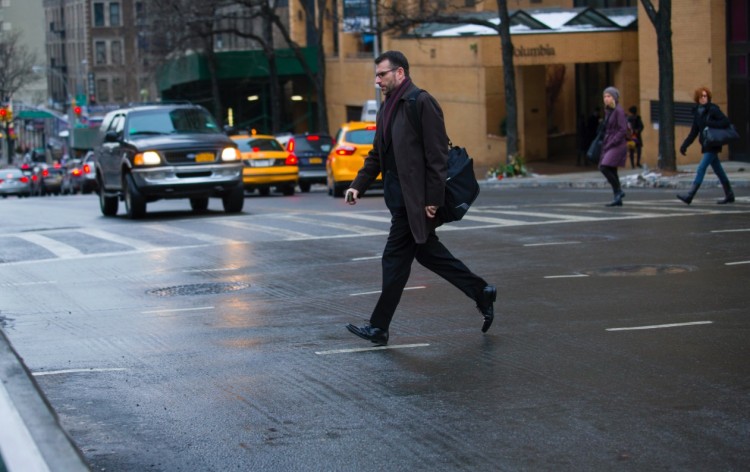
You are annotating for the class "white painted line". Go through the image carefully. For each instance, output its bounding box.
[182,267,238,273]
[1,281,57,287]
[0,380,50,472]
[148,223,241,244]
[350,286,426,296]
[459,214,528,225]
[725,260,750,266]
[32,367,128,377]
[606,321,713,332]
[544,274,589,279]
[524,241,581,247]
[142,306,214,314]
[712,228,750,233]
[78,227,161,250]
[352,255,381,261]
[316,343,430,355]
[487,210,596,222]
[214,219,314,239]
[15,233,83,258]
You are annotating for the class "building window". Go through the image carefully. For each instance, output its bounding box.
[97,78,109,103]
[96,41,107,65]
[110,3,121,27]
[111,41,123,65]
[650,101,694,126]
[112,77,125,103]
[94,3,105,27]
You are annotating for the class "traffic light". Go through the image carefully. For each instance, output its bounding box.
[0,107,7,122]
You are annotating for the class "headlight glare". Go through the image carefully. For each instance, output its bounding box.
[221,147,239,161]
[134,151,161,166]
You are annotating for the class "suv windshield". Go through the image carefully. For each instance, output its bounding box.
[292,135,333,153]
[128,108,220,136]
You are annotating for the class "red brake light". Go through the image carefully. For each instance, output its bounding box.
[306,135,320,141]
[285,153,298,166]
[287,139,295,152]
[53,162,61,169]
[21,163,30,170]
[335,145,356,156]
[83,164,91,174]
[252,147,260,152]
[72,168,82,176]
[366,125,376,131]
[42,169,49,177]
[19,176,29,183]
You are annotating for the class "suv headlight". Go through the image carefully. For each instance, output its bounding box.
[134,151,161,166]
[221,147,239,161]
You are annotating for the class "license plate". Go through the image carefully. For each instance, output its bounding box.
[309,157,323,164]
[195,152,215,162]
[252,159,272,167]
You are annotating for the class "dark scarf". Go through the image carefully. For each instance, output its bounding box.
[381,77,412,142]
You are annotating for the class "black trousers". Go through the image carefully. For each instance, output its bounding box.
[600,165,621,194]
[369,207,487,330]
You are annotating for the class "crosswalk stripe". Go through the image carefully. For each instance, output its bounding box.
[270,214,382,235]
[459,214,528,225]
[77,228,161,250]
[480,209,596,221]
[147,223,241,244]
[14,233,83,258]
[213,219,314,239]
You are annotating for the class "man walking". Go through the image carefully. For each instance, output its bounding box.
[344,50,496,346]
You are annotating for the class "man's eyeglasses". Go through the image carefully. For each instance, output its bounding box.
[375,68,397,79]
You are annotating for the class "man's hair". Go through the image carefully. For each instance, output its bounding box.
[375,50,410,77]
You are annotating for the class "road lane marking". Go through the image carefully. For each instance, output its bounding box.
[459,214,528,225]
[315,343,430,355]
[182,267,238,273]
[712,228,750,233]
[544,274,589,279]
[606,321,713,331]
[148,223,241,244]
[214,219,314,239]
[0,281,57,287]
[352,255,381,261]
[725,260,750,266]
[142,306,214,314]
[524,241,581,247]
[14,233,83,258]
[350,286,426,296]
[78,227,161,250]
[32,368,128,377]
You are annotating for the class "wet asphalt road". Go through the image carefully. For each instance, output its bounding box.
[1,186,749,471]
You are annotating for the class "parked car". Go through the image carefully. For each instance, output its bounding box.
[230,133,298,196]
[93,103,243,218]
[283,133,334,192]
[0,167,32,198]
[326,121,379,197]
[61,158,84,195]
[80,151,98,194]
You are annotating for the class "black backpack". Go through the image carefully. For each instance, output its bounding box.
[406,88,480,223]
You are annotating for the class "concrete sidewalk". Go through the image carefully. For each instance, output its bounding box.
[480,160,750,189]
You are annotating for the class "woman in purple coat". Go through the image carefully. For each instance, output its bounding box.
[599,86,629,206]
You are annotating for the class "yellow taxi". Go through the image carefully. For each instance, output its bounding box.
[326,121,380,197]
[230,133,298,196]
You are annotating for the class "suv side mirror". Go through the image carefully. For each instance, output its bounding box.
[104,130,120,142]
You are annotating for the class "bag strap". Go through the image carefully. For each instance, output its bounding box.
[405,88,454,148]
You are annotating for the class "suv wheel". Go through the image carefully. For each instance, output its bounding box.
[190,197,209,212]
[222,184,244,213]
[281,184,295,196]
[299,181,311,193]
[124,173,147,219]
[98,179,119,216]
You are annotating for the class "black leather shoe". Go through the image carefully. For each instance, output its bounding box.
[346,324,389,346]
[477,285,497,333]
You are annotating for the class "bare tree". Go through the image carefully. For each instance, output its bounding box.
[0,31,39,101]
[379,1,519,163]
[641,0,675,171]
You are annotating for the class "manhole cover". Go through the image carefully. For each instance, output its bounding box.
[585,264,696,277]
[148,282,251,297]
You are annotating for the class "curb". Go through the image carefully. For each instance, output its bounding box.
[0,329,90,472]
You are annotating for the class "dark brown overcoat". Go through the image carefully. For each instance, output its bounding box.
[351,83,448,244]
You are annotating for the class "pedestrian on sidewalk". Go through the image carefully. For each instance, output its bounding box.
[599,86,629,207]
[627,106,644,168]
[677,86,735,205]
[343,50,496,346]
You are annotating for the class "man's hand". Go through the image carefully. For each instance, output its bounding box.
[345,188,359,205]
[425,205,437,218]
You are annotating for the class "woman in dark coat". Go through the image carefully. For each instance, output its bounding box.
[677,87,735,205]
[599,86,629,206]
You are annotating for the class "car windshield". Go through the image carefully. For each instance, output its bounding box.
[292,135,333,153]
[127,108,220,136]
[234,138,284,152]
[345,129,376,145]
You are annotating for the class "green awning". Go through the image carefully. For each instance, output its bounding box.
[17,109,57,120]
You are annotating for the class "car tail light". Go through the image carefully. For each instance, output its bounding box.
[53,162,62,169]
[71,168,82,176]
[335,145,356,156]
[19,176,29,183]
[32,175,39,182]
[83,164,91,174]
[306,135,320,141]
[285,153,298,166]
[287,139,295,153]
[366,125,376,131]
[42,169,49,177]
